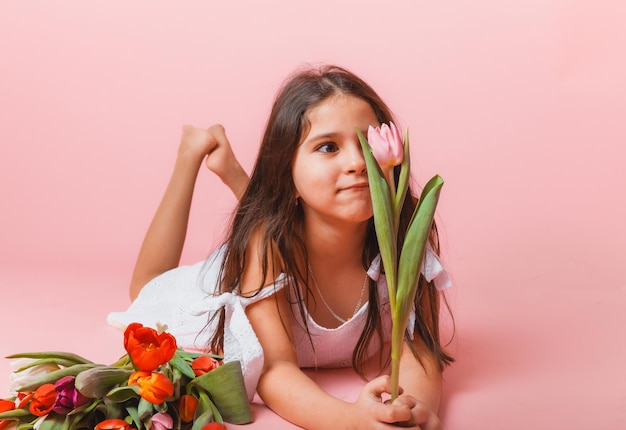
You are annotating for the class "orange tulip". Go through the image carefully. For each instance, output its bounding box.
[0,399,15,430]
[178,394,198,423]
[29,384,57,416]
[128,371,174,404]
[123,323,177,372]
[94,418,137,430]
[191,356,220,376]
[16,392,34,409]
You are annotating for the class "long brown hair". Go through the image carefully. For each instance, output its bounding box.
[207,64,453,375]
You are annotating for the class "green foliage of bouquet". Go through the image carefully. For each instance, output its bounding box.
[0,323,252,430]
[357,122,443,401]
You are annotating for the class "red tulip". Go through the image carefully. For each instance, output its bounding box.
[0,399,15,430]
[94,418,136,430]
[0,400,15,412]
[201,423,227,430]
[29,383,57,416]
[368,122,404,170]
[178,394,198,423]
[128,371,174,404]
[191,356,220,376]
[123,323,177,372]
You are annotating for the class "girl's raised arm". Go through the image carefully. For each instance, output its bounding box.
[129,124,248,300]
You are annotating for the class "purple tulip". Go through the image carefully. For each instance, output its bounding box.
[367,122,403,170]
[151,412,173,430]
[52,375,89,414]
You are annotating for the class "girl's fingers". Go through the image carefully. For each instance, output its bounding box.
[364,375,406,401]
[391,395,417,411]
[363,375,392,400]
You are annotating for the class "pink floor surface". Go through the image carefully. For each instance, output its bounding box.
[1,263,624,429]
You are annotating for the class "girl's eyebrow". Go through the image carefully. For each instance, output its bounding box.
[303,131,340,144]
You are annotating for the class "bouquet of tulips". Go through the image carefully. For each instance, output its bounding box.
[0,323,252,430]
[357,122,443,401]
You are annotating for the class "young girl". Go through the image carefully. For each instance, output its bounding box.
[108,65,453,429]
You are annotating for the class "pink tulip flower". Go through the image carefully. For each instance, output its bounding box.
[367,122,403,170]
[151,412,173,430]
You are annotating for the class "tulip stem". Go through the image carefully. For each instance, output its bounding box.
[386,168,396,197]
[389,319,404,402]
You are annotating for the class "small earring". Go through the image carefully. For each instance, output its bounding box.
[295,197,299,206]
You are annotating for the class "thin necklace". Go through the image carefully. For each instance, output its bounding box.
[307,260,369,324]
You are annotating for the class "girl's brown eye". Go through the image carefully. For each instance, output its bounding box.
[316,142,338,153]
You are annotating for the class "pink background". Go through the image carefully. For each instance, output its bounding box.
[1,1,625,429]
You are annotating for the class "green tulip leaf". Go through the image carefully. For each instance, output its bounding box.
[106,385,140,403]
[191,410,215,430]
[6,351,94,365]
[396,174,443,318]
[126,405,141,429]
[169,350,196,380]
[0,409,34,420]
[137,397,154,420]
[70,399,101,419]
[357,127,399,312]
[60,415,71,430]
[66,419,93,430]
[191,391,218,430]
[188,361,252,424]
[37,414,66,430]
[176,349,223,362]
[170,365,184,386]
[66,399,93,416]
[101,398,124,419]
[108,354,132,368]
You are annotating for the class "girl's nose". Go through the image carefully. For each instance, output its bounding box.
[345,143,367,174]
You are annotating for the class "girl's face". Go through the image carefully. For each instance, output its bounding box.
[292,94,380,227]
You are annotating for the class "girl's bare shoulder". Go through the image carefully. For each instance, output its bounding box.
[239,226,285,297]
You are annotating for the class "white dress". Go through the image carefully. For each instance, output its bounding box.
[107,246,451,400]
